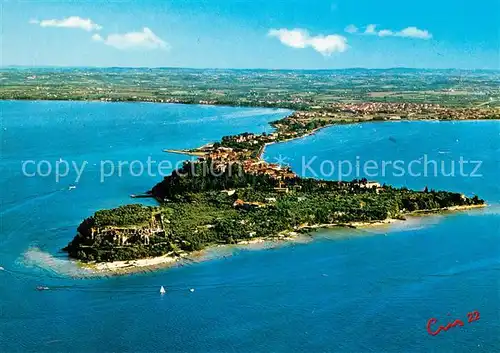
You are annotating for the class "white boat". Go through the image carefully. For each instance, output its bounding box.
[68,185,76,190]
[160,286,166,294]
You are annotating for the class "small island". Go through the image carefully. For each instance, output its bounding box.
[63,110,486,269]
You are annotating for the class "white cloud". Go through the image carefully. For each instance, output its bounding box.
[267,29,309,48]
[30,16,102,31]
[396,26,432,39]
[268,28,348,56]
[347,23,432,40]
[344,24,358,34]
[92,34,103,41]
[378,29,394,37]
[308,35,348,55]
[364,24,377,34]
[92,27,169,50]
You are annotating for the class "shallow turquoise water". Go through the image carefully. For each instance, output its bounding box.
[0,101,499,352]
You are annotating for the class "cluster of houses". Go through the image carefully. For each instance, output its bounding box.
[223,131,281,145]
[205,147,240,161]
[195,144,298,185]
[330,102,441,115]
[288,103,498,122]
[325,102,498,120]
[241,160,296,180]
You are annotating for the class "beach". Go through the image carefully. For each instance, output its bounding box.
[76,203,486,276]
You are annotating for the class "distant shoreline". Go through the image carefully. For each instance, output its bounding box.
[1,97,499,116]
[161,116,499,163]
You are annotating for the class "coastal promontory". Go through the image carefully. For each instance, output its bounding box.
[64,106,488,266]
[64,159,484,263]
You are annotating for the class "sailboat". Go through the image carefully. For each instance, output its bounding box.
[160,286,166,295]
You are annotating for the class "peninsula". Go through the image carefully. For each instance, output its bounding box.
[63,108,486,267]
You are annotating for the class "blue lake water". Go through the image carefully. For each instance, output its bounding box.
[0,101,499,352]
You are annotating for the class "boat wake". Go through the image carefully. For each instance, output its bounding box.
[427,257,500,278]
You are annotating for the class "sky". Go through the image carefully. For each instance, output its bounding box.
[1,0,499,69]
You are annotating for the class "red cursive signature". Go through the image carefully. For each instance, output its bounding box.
[427,311,480,336]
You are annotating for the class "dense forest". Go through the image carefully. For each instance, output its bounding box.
[65,162,484,262]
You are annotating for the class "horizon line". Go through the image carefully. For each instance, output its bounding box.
[1,65,499,72]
